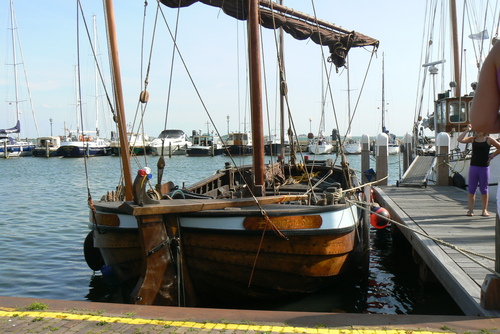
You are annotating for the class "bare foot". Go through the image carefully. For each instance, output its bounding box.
[482,211,490,217]
[466,211,474,216]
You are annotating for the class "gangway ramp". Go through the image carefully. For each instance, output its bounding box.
[397,155,436,187]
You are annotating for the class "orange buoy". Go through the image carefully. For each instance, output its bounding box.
[370,206,390,229]
[362,187,375,203]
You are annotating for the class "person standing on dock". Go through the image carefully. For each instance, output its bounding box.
[458,124,500,216]
[470,41,500,216]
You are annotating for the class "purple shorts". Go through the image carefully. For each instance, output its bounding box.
[468,165,489,195]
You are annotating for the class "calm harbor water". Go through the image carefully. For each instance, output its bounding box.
[0,153,462,315]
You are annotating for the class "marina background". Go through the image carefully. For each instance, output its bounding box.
[0,152,463,315]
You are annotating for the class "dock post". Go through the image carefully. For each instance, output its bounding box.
[480,214,500,309]
[376,133,388,185]
[497,215,500,273]
[436,132,450,186]
[403,133,412,173]
[361,134,370,184]
[45,140,50,158]
[362,185,371,272]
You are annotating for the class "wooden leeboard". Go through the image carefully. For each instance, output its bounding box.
[375,185,500,317]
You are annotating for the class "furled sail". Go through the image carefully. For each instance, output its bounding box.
[0,120,20,136]
[159,0,379,69]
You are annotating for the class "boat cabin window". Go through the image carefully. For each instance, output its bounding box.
[448,100,467,123]
[436,102,445,125]
[40,139,53,147]
[193,136,212,146]
[159,130,184,139]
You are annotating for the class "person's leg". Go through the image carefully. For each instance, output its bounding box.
[468,166,480,215]
[478,166,490,216]
[481,193,490,216]
[468,193,475,215]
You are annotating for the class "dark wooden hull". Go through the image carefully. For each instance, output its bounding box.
[85,161,366,306]
[56,145,112,157]
[264,143,289,155]
[111,146,153,156]
[181,228,357,303]
[32,148,59,157]
[224,145,252,156]
[88,201,362,305]
[186,147,225,156]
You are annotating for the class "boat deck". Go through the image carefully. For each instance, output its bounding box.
[374,185,500,317]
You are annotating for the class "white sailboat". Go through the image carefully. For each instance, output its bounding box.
[56,65,111,157]
[381,53,400,155]
[343,61,361,155]
[0,0,37,158]
[308,57,334,155]
[344,136,362,155]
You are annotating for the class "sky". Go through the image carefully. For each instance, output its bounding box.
[0,1,497,140]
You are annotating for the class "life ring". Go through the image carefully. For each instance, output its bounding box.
[83,230,104,271]
[79,135,93,142]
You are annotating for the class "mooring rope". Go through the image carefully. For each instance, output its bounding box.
[347,197,500,278]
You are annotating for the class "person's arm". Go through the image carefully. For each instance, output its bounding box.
[470,42,500,133]
[458,124,473,143]
[488,137,500,164]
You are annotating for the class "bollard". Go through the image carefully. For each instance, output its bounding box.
[45,140,50,158]
[361,134,370,184]
[376,133,388,185]
[436,132,450,186]
[403,133,412,173]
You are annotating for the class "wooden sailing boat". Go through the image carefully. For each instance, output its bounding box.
[84,0,378,306]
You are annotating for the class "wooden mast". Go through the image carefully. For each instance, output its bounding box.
[279,0,286,159]
[104,0,133,200]
[249,0,265,194]
[381,53,386,133]
[450,0,461,97]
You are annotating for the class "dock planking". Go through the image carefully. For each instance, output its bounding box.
[373,185,500,317]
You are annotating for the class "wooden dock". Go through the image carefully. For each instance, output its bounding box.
[374,185,500,317]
